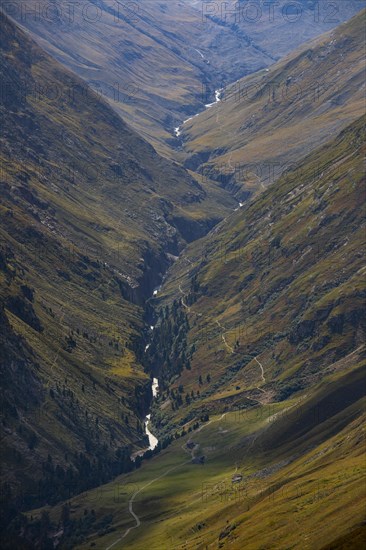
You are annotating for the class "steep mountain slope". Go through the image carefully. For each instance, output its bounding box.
[148,114,365,434]
[0,11,232,520]
[179,9,365,197]
[1,5,365,549]
[5,0,364,155]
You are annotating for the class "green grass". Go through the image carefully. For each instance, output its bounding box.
[27,360,365,550]
[154,114,365,429]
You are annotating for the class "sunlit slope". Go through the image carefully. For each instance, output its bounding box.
[180,9,366,197]
[151,114,365,429]
[7,0,364,155]
[26,353,365,549]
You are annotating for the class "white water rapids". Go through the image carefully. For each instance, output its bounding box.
[145,378,159,450]
[131,293,161,462]
[131,377,159,461]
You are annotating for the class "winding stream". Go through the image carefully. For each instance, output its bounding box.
[132,162,242,463]
[174,88,222,138]
[144,378,159,450]
[132,289,161,462]
[131,375,159,461]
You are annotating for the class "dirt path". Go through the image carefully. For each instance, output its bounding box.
[179,284,191,312]
[254,356,266,384]
[105,460,190,550]
[105,412,227,549]
[178,286,237,356]
[215,320,234,353]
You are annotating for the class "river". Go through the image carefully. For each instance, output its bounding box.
[131,376,159,461]
[131,300,160,462]
[174,88,222,137]
[144,378,159,450]
[132,173,241,464]
[174,87,243,212]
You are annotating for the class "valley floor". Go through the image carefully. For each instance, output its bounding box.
[34,353,365,550]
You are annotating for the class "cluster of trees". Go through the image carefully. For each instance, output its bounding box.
[185,274,202,307]
[167,385,201,410]
[161,374,212,411]
[1,502,100,549]
[11,447,136,512]
[198,373,211,384]
[146,300,192,387]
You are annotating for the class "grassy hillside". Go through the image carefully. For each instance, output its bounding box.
[148,114,365,434]
[25,111,362,550]
[16,353,365,549]
[5,0,364,156]
[1,5,365,549]
[0,11,233,520]
[179,9,365,197]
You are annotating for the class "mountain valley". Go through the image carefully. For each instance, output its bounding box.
[0,3,365,550]
[5,0,365,156]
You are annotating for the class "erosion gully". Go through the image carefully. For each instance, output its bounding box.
[133,87,243,459]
